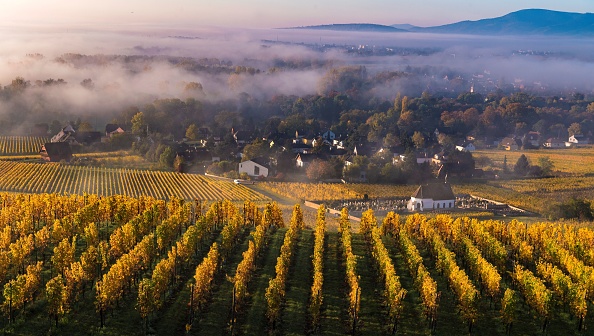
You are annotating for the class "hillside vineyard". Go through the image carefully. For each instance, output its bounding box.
[1,193,594,334]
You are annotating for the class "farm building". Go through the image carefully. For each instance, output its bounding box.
[407,183,456,212]
[40,142,73,162]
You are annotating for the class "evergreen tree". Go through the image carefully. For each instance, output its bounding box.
[513,154,530,176]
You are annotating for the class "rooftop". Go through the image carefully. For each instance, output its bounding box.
[411,183,455,201]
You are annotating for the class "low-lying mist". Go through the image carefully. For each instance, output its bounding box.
[1,25,593,134]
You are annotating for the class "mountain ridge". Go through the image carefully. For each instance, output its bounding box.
[283,9,594,36]
[411,9,594,35]
[283,23,407,32]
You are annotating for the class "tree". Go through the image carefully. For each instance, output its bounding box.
[401,96,409,112]
[550,198,594,221]
[445,150,476,177]
[185,124,199,140]
[400,150,418,174]
[568,123,582,136]
[184,82,203,94]
[173,155,184,173]
[8,76,29,94]
[550,123,566,138]
[382,132,399,148]
[306,159,335,181]
[317,66,366,95]
[50,120,63,135]
[131,112,147,136]
[411,131,425,149]
[366,113,388,142]
[78,122,93,132]
[437,133,455,151]
[80,78,94,90]
[397,111,414,134]
[380,163,403,183]
[160,146,176,168]
[573,92,585,101]
[514,154,530,176]
[343,163,362,181]
[537,157,554,176]
[242,138,269,161]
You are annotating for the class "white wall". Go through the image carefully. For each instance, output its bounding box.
[408,197,455,211]
[239,160,268,177]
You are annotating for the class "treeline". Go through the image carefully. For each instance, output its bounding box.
[3,62,593,151]
[117,89,594,158]
[549,198,594,221]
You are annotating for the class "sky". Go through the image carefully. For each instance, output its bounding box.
[0,1,592,29]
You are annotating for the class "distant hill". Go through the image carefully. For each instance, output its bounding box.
[409,9,594,36]
[286,9,594,36]
[284,23,407,32]
[390,24,419,31]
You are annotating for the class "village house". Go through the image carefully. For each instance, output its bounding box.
[238,157,270,178]
[333,138,347,149]
[455,142,476,152]
[407,183,456,212]
[521,131,541,148]
[311,137,332,148]
[353,142,379,157]
[500,137,520,151]
[295,153,323,168]
[105,124,126,138]
[51,125,76,144]
[328,147,348,158]
[543,138,567,149]
[291,142,312,154]
[567,134,591,147]
[232,130,252,146]
[373,146,402,163]
[322,130,336,141]
[416,152,433,164]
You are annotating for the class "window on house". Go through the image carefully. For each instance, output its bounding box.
[254,166,260,176]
